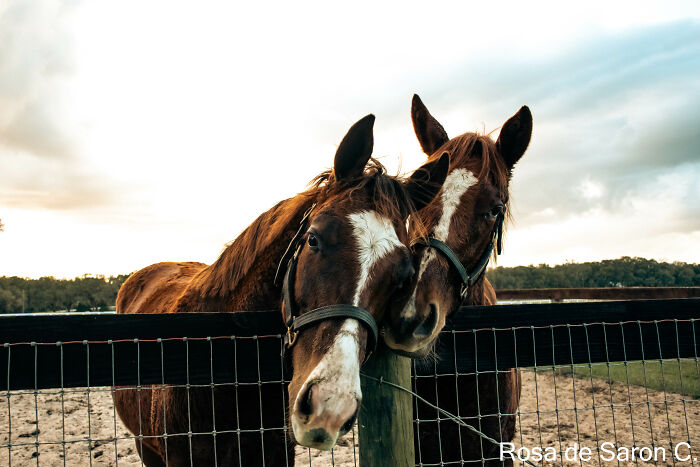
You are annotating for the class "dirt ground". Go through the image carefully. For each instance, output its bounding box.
[1,370,698,466]
[0,386,357,467]
[511,369,700,466]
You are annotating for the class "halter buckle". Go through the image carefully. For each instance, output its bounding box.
[286,326,299,349]
[460,283,469,300]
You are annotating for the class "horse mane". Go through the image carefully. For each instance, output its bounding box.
[196,158,424,299]
[310,158,424,233]
[440,132,510,195]
[194,193,313,300]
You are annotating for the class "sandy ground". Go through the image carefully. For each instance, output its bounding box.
[511,369,700,466]
[0,386,358,467]
[1,370,698,466]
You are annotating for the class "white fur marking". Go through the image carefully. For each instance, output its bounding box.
[348,210,403,306]
[433,168,478,242]
[294,319,361,421]
[418,168,477,280]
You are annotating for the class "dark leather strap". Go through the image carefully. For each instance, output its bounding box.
[290,305,379,356]
[274,203,316,287]
[411,237,469,285]
[281,244,301,328]
[465,239,495,287]
[411,213,503,300]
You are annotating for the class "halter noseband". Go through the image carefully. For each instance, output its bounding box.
[274,203,379,366]
[410,212,504,301]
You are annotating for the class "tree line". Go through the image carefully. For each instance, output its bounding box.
[0,274,129,314]
[1,257,698,313]
[487,257,700,289]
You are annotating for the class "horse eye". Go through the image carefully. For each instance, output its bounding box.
[397,277,410,292]
[488,205,504,219]
[307,234,319,250]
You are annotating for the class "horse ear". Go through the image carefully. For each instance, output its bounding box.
[411,94,449,156]
[333,114,375,182]
[404,151,450,211]
[496,106,532,169]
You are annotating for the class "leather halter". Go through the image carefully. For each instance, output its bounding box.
[274,203,379,365]
[410,212,504,301]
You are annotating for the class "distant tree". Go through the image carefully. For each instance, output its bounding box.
[0,273,132,314]
[488,257,700,289]
[0,288,22,313]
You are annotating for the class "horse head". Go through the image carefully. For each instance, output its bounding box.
[285,114,449,449]
[383,94,532,356]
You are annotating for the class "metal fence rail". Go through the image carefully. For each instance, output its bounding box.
[496,287,700,301]
[2,299,699,466]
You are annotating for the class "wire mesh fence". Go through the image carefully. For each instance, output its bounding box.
[411,319,700,466]
[1,335,360,466]
[1,299,699,466]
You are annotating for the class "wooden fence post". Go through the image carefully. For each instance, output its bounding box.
[358,342,414,467]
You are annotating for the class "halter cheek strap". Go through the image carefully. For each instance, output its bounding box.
[275,203,379,368]
[411,213,504,301]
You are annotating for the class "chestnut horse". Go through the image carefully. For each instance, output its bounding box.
[113,114,449,466]
[384,95,532,465]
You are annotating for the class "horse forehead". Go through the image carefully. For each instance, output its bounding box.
[441,168,479,205]
[431,168,479,241]
[348,210,404,306]
[347,210,403,257]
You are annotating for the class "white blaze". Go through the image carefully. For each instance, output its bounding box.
[294,318,361,413]
[432,168,479,242]
[348,210,404,306]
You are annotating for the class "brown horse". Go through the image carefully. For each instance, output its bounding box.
[384,95,532,465]
[113,114,449,466]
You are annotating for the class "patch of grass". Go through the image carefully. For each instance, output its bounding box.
[557,359,700,397]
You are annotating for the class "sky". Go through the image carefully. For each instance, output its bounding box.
[0,0,699,279]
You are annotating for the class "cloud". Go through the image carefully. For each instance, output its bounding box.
[2,4,698,276]
[459,22,700,235]
[0,1,79,159]
[353,20,700,264]
[501,162,700,266]
[0,148,112,210]
[0,1,135,213]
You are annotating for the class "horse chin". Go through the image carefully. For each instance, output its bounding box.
[291,415,340,451]
[381,330,438,358]
[387,345,431,358]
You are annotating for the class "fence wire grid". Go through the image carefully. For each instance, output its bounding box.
[410,319,700,466]
[2,302,699,466]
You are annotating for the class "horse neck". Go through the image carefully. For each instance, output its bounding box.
[466,278,496,306]
[179,195,316,313]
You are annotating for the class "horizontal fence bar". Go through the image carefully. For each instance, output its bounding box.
[496,286,700,300]
[2,299,699,390]
[415,298,700,375]
[0,310,284,342]
[1,311,287,390]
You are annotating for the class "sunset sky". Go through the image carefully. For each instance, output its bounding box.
[1,1,699,278]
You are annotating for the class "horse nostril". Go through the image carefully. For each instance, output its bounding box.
[308,428,330,445]
[340,406,359,434]
[297,384,314,417]
[398,316,415,337]
[415,303,438,337]
[407,265,416,279]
